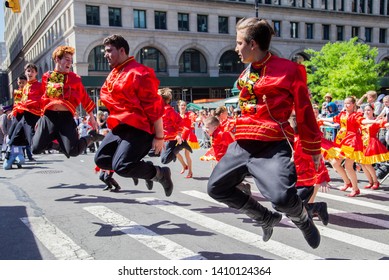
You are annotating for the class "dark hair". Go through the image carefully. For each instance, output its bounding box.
[103,34,130,55]
[24,63,38,72]
[18,74,27,80]
[236,18,275,51]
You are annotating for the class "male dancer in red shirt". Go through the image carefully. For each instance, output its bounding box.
[32,46,101,157]
[94,34,173,197]
[207,18,322,248]
[8,63,43,156]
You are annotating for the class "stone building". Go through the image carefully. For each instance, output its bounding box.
[3,0,389,107]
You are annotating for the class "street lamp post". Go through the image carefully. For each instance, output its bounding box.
[255,0,259,18]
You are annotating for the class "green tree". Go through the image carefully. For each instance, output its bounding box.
[303,37,385,103]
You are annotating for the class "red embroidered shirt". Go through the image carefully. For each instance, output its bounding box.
[211,126,235,161]
[100,57,164,134]
[162,105,184,141]
[235,53,321,155]
[12,79,43,116]
[40,71,95,115]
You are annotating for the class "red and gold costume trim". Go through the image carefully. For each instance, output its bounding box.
[181,111,199,149]
[12,79,43,116]
[235,53,321,155]
[360,120,389,164]
[40,71,95,116]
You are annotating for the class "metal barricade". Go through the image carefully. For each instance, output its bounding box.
[320,126,339,142]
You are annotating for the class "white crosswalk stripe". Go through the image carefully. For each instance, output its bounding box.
[135,197,321,260]
[181,190,389,255]
[83,205,206,260]
[18,187,389,260]
[20,216,93,260]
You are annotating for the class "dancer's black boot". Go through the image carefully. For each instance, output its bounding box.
[150,166,173,196]
[288,207,321,249]
[239,196,282,242]
[307,202,329,226]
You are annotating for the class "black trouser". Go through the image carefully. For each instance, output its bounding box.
[296,186,314,205]
[207,140,303,217]
[99,170,119,187]
[94,124,156,180]
[31,110,88,158]
[8,111,40,147]
[160,140,192,164]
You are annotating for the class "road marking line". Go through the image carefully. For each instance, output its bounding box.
[182,190,389,228]
[315,192,389,212]
[182,190,389,255]
[83,205,205,260]
[20,216,93,260]
[328,209,389,228]
[315,223,389,256]
[136,197,321,260]
[243,178,389,212]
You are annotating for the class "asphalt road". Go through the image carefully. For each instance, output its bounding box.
[1,147,388,262]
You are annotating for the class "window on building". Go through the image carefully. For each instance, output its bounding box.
[197,15,208,32]
[367,0,373,14]
[352,26,360,37]
[272,0,281,4]
[155,11,167,30]
[387,1,389,15]
[291,22,299,38]
[336,25,344,41]
[178,13,189,31]
[352,0,357,12]
[286,0,296,7]
[321,0,328,9]
[264,0,272,4]
[306,23,314,39]
[379,0,385,15]
[137,47,167,73]
[306,0,314,8]
[360,0,366,13]
[219,50,245,74]
[134,9,146,28]
[88,45,109,71]
[179,49,207,73]
[333,0,344,11]
[379,29,387,43]
[86,5,100,25]
[109,7,121,27]
[273,21,281,37]
[322,24,330,40]
[219,16,229,34]
[365,27,372,42]
[296,0,304,7]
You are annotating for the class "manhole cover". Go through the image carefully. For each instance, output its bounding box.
[35,170,63,174]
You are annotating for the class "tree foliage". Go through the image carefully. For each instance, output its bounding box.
[303,37,385,103]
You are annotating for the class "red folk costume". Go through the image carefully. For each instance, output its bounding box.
[316,119,342,160]
[100,57,163,134]
[220,117,236,134]
[41,71,95,116]
[13,88,23,105]
[200,126,235,162]
[162,105,184,141]
[294,135,330,187]
[12,79,43,117]
[181,111,199,149]
[236,52,321,155]
[360,120,389,164]
[332,111,364,163]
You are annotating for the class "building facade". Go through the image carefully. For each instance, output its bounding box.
[3,0,389,107]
